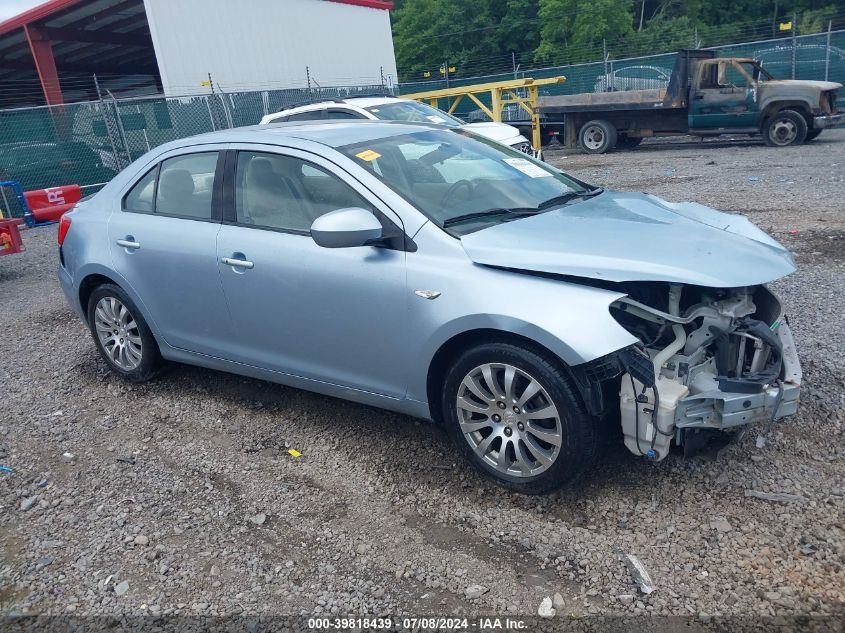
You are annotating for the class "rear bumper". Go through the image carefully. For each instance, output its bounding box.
[674,321,801,430]
[812,112,845,129]
[58,264,85,321]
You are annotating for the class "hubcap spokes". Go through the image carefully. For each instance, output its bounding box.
[457,363,563,478]
[94,297,142,371]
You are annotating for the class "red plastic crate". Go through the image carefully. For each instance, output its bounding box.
[0,218,24,257]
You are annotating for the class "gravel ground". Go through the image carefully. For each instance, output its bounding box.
[1,131,843,627]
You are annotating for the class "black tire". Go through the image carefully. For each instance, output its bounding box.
[805,128,822,141]
[616,135,643,149]
[763,109,808,147]
[86,283,163,383]
[441,342,600,494]
[579,119,617,154]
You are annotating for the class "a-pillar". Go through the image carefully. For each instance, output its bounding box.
[24,24,64,106]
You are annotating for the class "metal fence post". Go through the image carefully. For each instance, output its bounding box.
[106,89,132,167]
[791,14,797,79]
[204,95,217,131]
[825,20,832,81]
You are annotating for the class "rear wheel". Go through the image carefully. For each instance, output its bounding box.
[579,120,617,154]
[441,342,599,494]
[763,109,808,147]
[87,284,162,382]
[805,128,823,141]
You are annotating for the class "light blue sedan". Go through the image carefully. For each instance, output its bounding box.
[58,121,801,493]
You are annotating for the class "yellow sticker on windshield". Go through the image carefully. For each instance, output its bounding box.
[356,149,382,162]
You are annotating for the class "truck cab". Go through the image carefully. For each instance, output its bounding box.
[689,55,843,144]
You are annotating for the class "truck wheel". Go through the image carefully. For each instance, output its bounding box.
[616,135,643,149]
[763,110,807,147]
[805,129,822,141]
[579,120,617,154]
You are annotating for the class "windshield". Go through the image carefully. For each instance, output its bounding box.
[364,101,465,126]
[337,128,590,234]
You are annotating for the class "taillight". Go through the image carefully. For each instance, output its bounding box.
[57,214,72,246]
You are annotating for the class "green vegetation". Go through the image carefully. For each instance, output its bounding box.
[391,0,843,81]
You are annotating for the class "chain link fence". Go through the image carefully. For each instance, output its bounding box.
[401,30,845,121]
[1,28,844,202]
[0,84,390,202]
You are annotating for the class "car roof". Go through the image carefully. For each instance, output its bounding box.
[159,120,449,153]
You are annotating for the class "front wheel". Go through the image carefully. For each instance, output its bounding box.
[579,120,617,154]
[87,284,163,382]
[441,342,599,494]
[763,109,808,147]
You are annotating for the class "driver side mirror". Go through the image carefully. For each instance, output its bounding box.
[310,207,383,248]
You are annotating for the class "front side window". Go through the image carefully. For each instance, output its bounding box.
[235,151,374,232]
[336,128,590,234]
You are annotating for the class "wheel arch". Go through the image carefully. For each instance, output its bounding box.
[425,328,587,424]
[75,267,163,343]
[759,101,813,128]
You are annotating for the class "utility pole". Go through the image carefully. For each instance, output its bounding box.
[602,39,608,78]
[512,52,517,80]
[306,66,312,96]
[208,72,214,94]
[638,0,645,32]
[443,59,449,88]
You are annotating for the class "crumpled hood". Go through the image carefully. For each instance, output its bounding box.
[460,191,796,287]
[464,121,526,144]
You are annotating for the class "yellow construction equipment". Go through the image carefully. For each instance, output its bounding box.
[401,76,566,153]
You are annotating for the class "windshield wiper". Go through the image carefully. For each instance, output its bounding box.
[537,187,604,210]
[442,207,540,228]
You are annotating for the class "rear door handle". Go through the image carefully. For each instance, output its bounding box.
[221,256,254,269]
[116,237,140,249]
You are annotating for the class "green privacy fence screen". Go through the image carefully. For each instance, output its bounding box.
[399,30,845,120]
[0,30,843,196]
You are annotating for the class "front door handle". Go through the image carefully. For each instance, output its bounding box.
[221,256,254,269]
[116,237,140,249]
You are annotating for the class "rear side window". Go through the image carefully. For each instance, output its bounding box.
[326,109,364,120]
[285,110,325,122]
[123,151,219,219]
[123,167,157,212]
[156,153,217,219]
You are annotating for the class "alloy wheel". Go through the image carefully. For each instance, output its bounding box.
[456,363,563,478]
[94,296,143,370]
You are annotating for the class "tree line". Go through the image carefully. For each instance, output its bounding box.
[391,0,843,81]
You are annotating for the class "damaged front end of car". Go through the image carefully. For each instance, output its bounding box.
[583,282,802,460]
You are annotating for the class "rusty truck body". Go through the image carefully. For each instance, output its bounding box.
[539,49,844,153]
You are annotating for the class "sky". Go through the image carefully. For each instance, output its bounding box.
[0,0,44,22]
